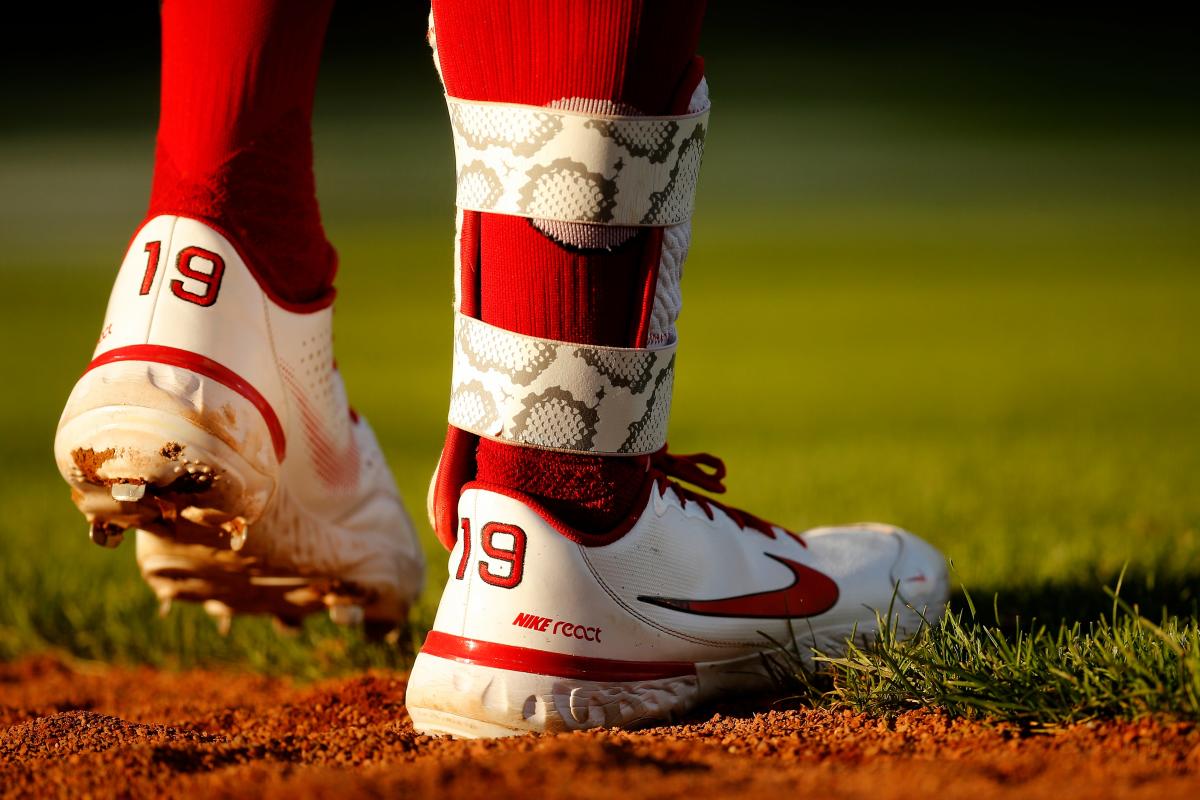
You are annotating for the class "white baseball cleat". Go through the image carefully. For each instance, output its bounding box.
[412,52,946,736]
[406,452,948,738]
[54,215,424,627]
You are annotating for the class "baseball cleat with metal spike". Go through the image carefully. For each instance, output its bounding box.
[55,216,425,627]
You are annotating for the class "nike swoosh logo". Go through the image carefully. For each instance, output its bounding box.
[637,554,840,619]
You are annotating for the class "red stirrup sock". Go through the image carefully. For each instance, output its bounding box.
[148,0,337,306]
[432,0,707,533]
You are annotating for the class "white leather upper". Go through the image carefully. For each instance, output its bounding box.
[88,215,424,611]
[97,216,290,421]
[431,485,947,664]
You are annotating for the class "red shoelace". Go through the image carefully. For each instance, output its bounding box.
[649,448,795,541]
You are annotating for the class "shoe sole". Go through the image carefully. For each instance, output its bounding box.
[405,604,936,739]
[407,649,737,737]
[405,630,872,737]
[54,360,375,623]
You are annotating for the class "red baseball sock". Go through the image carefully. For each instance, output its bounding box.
[433,0,707,533]
[148,0,336,306]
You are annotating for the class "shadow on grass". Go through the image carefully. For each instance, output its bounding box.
[951,570,1199,630]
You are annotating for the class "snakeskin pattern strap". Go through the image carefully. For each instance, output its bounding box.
[449,313,675,455]
[446,96,709,227]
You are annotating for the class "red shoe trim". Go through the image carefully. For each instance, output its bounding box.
[421,631,695,682]
[434,425,479,551]
[86,345,286,462]
[460,478,653,547]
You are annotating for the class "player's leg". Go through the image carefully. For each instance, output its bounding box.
[427,0,705,537]
[407,0,949,737]
[149,0,337,306]
[53,0,423,631]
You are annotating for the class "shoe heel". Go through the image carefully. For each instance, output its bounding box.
[405,647,702,738]
[54,359,277,550]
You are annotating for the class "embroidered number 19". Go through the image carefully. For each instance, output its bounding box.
[479,522,527,589]
[454,518,527,590]
[170,246,226,307]
[139,241,161,295]
[136,241,225,307]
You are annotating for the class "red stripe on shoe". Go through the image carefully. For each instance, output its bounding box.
[421,631,696,682]
[86,345,286,462]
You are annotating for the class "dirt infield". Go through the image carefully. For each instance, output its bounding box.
[2,655,1198,799]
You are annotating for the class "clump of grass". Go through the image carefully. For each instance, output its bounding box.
[780,572,1200,725]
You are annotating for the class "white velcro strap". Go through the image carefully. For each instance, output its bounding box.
[447,96,708,227]
[449,314,675,455]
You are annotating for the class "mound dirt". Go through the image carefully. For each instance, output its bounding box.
[1,654,1198,798]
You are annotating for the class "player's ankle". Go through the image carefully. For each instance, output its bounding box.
[474,439,650,535]
[149,0,336,307]
[147,137,335,307]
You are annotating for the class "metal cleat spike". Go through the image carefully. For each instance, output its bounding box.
[89,520,125,549]
[88,521,106,547]
[110,482,146,502]
[204,600,233,636]
[222,517,249,551]
[328,603,364,626]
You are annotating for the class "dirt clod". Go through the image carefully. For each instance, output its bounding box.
[70,447,115,484]
[1,655,1197,798]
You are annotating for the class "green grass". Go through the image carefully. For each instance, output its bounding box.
[1,65,1198,716]
[774,577,1200,726]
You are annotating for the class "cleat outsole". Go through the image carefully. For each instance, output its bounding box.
[89,520,125,549]
[204,600,234,636]
[54,248,423,630]
[327,602,364,627]
[222,517,248,552]
[110,482,146,502]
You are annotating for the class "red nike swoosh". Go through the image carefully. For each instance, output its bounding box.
[638,554,839,619]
